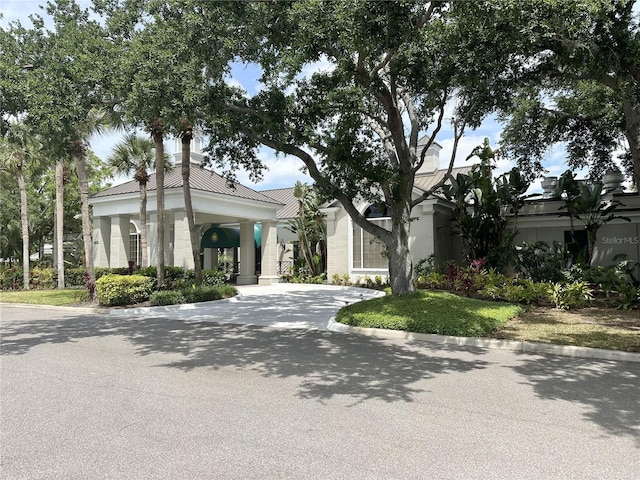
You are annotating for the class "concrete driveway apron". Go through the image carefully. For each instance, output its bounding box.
[109,283,386,331]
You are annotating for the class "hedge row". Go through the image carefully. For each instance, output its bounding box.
[0,265,227,290]
[95,273,237,307]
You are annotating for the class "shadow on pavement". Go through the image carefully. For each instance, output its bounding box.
[1,310,489,405]
[509,354,640,445]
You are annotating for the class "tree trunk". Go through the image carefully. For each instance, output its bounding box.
[73,150,96,301]
[181,128,202,285]
[16,158,29,290]
[387,220,415,295]
[55,159,65,289]
[139,180,148,268]
[151,120,166,287]
[621,96,640,188]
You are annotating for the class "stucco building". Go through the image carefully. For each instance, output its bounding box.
[89,137,640,284]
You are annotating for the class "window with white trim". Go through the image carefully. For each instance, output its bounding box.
[129,223,140,266]
[352,205,390,269]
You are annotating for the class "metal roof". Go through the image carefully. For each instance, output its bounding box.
[259,187,299,220]
[92,165,282,205]
[414,166,471,193]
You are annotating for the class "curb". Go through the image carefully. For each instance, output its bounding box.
[333,322,640,363]
[0,302,107,314]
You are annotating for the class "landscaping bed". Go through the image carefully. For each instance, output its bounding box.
[492,306,640,352]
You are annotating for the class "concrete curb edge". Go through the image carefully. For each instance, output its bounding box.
[334,322,640,363]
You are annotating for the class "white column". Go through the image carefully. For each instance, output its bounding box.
[165,211,174,267]
[322,208,339,280]
[259,220,279,285]
[237,221,257,285]
[109,215,130,268]
[148,213,158,266]
[419,203,436,260]
[204,248,218,270]
[173,209,194,269]
[92,216,110,268]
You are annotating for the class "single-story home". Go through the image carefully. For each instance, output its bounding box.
[89,135,640,284]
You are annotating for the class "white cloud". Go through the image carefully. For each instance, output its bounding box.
[234,149,313,191]
[299,55,336,78]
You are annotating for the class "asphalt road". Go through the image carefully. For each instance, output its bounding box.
[1,305,639,479]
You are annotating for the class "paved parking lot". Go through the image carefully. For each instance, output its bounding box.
[109,283,386,331]
[1,287,639,479]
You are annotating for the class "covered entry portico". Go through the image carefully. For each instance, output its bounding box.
[89,164,283,285]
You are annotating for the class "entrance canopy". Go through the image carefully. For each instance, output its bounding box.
[201,225,261,249]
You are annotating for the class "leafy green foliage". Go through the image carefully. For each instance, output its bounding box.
[207,1,519,294]
[557,172,631,263]
[615,283,639,310]
[149,284,237,306]
[287,182,326,276]
[336,291,522,337]
[149,290,185,306]
[95,274,153,306]
[485,0,640,185]
[441,139,533,269]
[29,267,56,290]
[0,266,24,290]
[548,282,594,310]
[514,241,567,283]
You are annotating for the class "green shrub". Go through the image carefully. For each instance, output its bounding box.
[515,241,567,283]
[30,267,56,289]
[202,269,227,287]
[150,290,185,306]
[95,274,153,306]
[416,272,447,289]
[415,256,436,277]
[548,281,593,309]
[95,267,113,280]
[615,282,639,310]
[149,284,237,306]
[65,267,87,287]
[215,284,238,298]
[284,273,326,284]
[136,266,157,278]
[0,266,23,290]
[182,286,220,303]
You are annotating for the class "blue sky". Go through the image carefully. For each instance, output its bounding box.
[2,0,580,193]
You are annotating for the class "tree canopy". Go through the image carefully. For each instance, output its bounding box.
[2,0,639,294]
[201,0,517,293]
[484,0,640,186]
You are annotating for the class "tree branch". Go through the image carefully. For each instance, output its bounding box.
[236,124,392,243]
[412,92,448,175]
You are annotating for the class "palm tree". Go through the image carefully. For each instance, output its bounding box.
[0,124,42,289]
[287,182,326,276]
[68,109,110,300]
[179,121,202,285]
[150,119,167,287]
[54,158,65,288]
[108,133,157,267]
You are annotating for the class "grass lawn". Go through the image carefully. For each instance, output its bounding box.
[336,290,523,337]
[336,289,640,352]
[0,288,89,306]
[492,307,640,353]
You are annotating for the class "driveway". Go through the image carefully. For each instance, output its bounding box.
[1,303,639,479]
[109,283,386,331]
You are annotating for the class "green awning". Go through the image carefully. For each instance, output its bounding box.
[201,225,261,249]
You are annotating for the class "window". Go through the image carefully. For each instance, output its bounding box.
[352,205,390,269]
[564,230,588,264]
[129,223,140,266]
